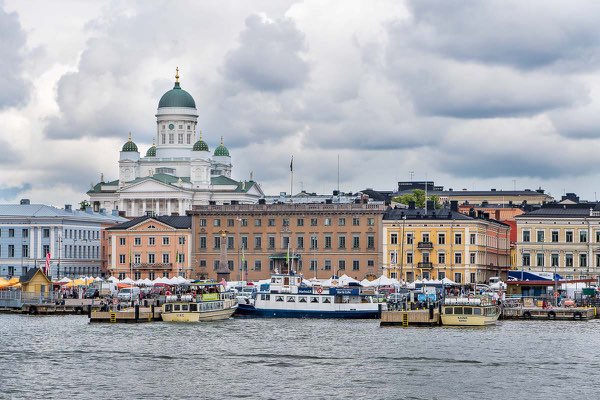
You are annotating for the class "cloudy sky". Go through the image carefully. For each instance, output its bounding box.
[2,0,600,206]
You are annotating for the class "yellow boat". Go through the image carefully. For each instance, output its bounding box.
[161,283,238,322]
[441,296,500,326]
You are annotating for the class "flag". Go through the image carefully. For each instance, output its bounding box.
[290,156,293,172]
[176,250,180,263]
[44,252,51,276]
[286,243,290,267]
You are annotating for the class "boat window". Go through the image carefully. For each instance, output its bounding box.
[299,297,307,303]
[473,308,482,315]
[190,304,198,312]
[265,295,270,301]
[174,304,181,311]
[287,296,295,302]
[323,297,331,304]
[454,307,463,314]
[310,297,319,303]
[165,304,172,312]
[464,307,473,315]
[275,296,284,302]
[284,277,290,285]
[445,307,453,315]
[181,304,189,312]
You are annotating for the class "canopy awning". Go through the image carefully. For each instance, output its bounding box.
[268,252,301,260]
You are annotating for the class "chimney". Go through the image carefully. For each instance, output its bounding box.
[20,199,30,205]
[483,212,490,220]
[450,200,458,212]
[469,208,476,218]
[408,201,416,210]
[258,198,266,205]
[426,200,434,211]
[65,204,72,212]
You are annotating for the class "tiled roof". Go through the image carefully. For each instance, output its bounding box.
[517,203,600,218]
[384,207,472,221]
[106,215,191,230]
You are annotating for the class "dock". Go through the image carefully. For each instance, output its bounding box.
[89,305,162,323]
[380,309,440,327]
[501,306,595,320]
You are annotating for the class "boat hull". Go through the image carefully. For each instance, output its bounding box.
[235,303,381,319]
[161,306,237,322]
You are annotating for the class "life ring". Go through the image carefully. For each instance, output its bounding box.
[165,291,171,296]
[316,287,323,294]
[523,311,532,319]
[547,311,556,320]
[573,311,582,320]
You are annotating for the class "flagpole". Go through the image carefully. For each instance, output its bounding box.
[290,155,294,202]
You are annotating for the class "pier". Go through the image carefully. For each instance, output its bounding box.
[89,305,162,323]
[380,309,440,327]
[501,306,595,320]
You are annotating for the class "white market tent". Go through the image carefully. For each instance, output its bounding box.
[58,277,72,283]
[107,276,120,283]
[441,277,459,286]
[120,277,135,285]
[360,278,372,286]
[153,277,172,285]
[367,275,395,287]
[94,277,103,282]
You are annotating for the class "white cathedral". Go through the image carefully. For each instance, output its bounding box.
[88,69,264,217]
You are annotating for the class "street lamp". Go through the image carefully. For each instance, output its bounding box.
[400,216,406,283]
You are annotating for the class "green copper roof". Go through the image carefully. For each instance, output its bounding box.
[193,140,209,152]
[122,136,138,152]
[158,82,196,109]
[145,145,156,157]
[214,138,229,156]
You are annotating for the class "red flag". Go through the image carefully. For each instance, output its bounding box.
[45,253,51,276]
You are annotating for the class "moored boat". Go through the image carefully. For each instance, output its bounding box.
[161,282,237,322]
[236,273,385,319]
[440,296,500,326]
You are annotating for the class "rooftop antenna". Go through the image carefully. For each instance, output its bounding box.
[337,154,340,195]
[409,171,414,182]
[512,179,516,191]
[425,172,428,214]
[175,66,179,83]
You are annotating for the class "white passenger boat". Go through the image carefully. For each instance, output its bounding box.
[236,273,385,319]
[441,296,500,326]
[161,282,237,322]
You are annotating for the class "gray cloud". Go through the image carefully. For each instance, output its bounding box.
[0,183,31,200]
[0,2,30,108]
[403,0,600,71]
[548,104,600,139]
[224,14,309,92]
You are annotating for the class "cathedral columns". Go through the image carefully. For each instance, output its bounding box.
[167,199,172,216]
[142,199,147,215]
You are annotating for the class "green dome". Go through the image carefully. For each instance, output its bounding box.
[158,82,196,108]
[122,135,138,152]
[214,143,229,157]
[193,140,209,152]
[146,144,156,157]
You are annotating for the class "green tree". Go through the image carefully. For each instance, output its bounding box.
[393,189,441,209]
[79,200,91,210]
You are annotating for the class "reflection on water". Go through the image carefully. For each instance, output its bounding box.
[0,316,598,399]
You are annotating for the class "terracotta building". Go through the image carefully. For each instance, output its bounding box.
[105,216,192,280]
[188,203,387,281]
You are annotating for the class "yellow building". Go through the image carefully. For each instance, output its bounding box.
[20,268,52,297]
[383,202,511,284]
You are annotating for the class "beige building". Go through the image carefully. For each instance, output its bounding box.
[515,204,600,280]
[383,202,511,283]
[189,203,387,281]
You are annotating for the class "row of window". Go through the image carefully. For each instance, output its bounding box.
[117,271,173,280]
[522,253,600,268]
[199,217,376,228]
[117,253,185,265]
[116,236,186,246]
[64,229,98,240]
[389,251,477,265]
[0,244,100,259]
[199,258,373,272]
[160,133,193,145]
[390,232,477,245]
[1,266,100,278]
[197,234,375,250]
[522,230,600,243]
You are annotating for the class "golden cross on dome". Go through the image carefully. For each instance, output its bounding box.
[175,67,179,83]
[128,132,132,141]
[220,136,224,144]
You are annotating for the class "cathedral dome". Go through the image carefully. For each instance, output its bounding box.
[122,134,138,152]
[146,143,156,157]
[158,68,196,109]
[193,140,209,152]
[214,141,229,157]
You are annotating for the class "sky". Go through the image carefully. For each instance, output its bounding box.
[2,0,600,207]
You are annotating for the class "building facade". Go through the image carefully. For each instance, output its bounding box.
[515,204,600,280]
[189,203,387,281]
[105,216,192,280]
[383,202,511,283]
[88,69,264,217]
[0,202,126,279]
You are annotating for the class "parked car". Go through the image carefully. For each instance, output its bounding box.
[84,288,99,299]
[117,287,141,300]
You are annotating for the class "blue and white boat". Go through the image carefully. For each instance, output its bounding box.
[235,273,385,319]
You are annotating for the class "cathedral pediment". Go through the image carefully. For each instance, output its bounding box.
[118,178,187,193]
